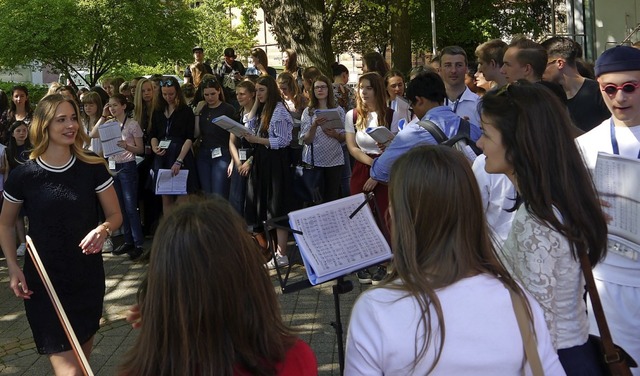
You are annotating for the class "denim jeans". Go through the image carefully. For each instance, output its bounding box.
[114,161,144,247]
[197,147,231,198]
[229,167,248,216]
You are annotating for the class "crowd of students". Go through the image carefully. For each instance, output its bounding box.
[1,37,639,375]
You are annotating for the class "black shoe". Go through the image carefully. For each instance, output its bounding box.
[112,243,134,256]
[128,247,144,261]
[371,266,387,286]
[356,268,372,284]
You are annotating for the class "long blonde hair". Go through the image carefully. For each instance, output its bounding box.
[387,146,533,373]
[30,94,106,167]
[133,78,154,132]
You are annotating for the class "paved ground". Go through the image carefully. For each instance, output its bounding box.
[0,237,366,375]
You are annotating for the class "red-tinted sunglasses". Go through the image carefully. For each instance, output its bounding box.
[600,82,640,95]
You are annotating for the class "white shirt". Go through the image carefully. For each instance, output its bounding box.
[345,274,564,376]
[472,155,516,245]
[445,86,481,127]
[345,110,384,155]
[576,118,640,286]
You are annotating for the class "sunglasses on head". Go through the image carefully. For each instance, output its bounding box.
[600,82,640,95]
[159,79,175,87]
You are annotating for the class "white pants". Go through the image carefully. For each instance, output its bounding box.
[588,279,640,376]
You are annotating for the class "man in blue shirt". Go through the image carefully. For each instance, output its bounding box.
[370,72,481,183]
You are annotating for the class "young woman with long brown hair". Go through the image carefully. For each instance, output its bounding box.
[243,75,294,268]
[345,146,563,375]
[119,198,317,376]
[478,81,608,374]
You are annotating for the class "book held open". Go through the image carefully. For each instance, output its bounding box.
[288,193,392,285]
[315,108,344,130]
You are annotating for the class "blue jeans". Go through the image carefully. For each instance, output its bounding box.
[229,167,248,216]
[114,161,144,247]
[197,147,231,198]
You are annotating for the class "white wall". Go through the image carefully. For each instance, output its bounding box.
[594,0,640,54]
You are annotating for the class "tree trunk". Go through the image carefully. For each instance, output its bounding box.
[260,0,337,77]
[390,0,411,74]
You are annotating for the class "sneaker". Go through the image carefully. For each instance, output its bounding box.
[128,247,144,261]
[102,238,113,253]
[16,243,26,257]
[356,268,372,284]
[371,266,387,286]
[266,252,289,269]
[112,243,134,256]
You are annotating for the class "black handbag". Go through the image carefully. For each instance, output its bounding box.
[293,144,323,204]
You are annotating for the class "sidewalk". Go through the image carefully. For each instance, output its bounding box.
[0,241,365,375]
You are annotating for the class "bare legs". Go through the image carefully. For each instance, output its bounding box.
[48,336,93,376]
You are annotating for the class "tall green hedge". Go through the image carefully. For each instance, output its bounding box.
[0,81,49,108]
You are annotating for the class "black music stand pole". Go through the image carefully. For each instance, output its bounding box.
[331,276,352,375]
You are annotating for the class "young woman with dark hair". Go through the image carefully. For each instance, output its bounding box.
[0,94,121,375]
[346,146,563,374]
[4,121,31,257]
[243,75,294,268]
[119,197,316,375]
[478,80,608,374]
[282,48,304,91]
[149,76,198,214]
[251,47,277,78]
[362,51,389,77]
[384,69,411,124]
[194,77,236,198]
[0,85,33,144]
[331,63,355,112]
[91,94,145,260]
[299,75,345,203]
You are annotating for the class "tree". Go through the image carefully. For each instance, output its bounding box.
[191,0,259,65]
[260,0,341,76]
[0,0,196,87]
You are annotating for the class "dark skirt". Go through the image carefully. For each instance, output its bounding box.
[245,145,292,227]
[152,138,199,194]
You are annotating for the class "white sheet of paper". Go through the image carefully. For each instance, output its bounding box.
[98,120,125,157]
[315,108,344,130]
[288,193,392,285]
[211,115,250,138]
[155,169,188,195]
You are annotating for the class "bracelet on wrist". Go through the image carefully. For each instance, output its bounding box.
[100,223,112,237]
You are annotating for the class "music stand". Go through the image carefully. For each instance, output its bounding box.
[263,193,383,375]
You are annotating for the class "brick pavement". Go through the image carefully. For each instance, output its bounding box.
[0,239,366,375]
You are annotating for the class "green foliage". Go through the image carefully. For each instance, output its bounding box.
[0,82,49,106]
[0,0,196,87]
[333,0,391,55]
[105,62,181,82]
[191,0,258,64]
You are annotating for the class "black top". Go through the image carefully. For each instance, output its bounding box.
[568,79,611,132]
[199,103,236,149]
[4,155,113,354]
[150,105,195,142]
[214,60,246,76]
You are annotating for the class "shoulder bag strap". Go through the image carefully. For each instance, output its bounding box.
[578,250,627,369]
[418,119,448,144]
[509,287,544,376]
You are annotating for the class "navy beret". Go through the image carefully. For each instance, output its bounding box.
[595,46,640,77]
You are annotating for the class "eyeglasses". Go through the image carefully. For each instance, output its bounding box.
[600,82,640,95]
[159,79,175,87]
[314,85,328,90]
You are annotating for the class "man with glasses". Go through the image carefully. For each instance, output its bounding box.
[370,71,480,184]
[577,45,640,373]
[542,37,610,132]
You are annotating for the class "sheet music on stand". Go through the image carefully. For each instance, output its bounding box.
[288,193,392,285]
[594,152,640,260]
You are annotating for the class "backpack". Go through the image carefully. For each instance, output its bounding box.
[417,118,482,161]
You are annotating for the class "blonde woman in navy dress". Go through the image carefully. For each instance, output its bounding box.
[0,94,122,375]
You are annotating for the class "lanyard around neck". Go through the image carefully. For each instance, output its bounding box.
[445,91,464,113]
[610,118,640,158]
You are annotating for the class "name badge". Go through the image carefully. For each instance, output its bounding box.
[158,140,171,149]
[239,149,248,161]
[108,160,116,170]
[211,147,222,159]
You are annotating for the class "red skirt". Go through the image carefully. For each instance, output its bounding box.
[350,158,390,241]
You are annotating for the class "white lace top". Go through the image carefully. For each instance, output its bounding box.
[500,204,589,350]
